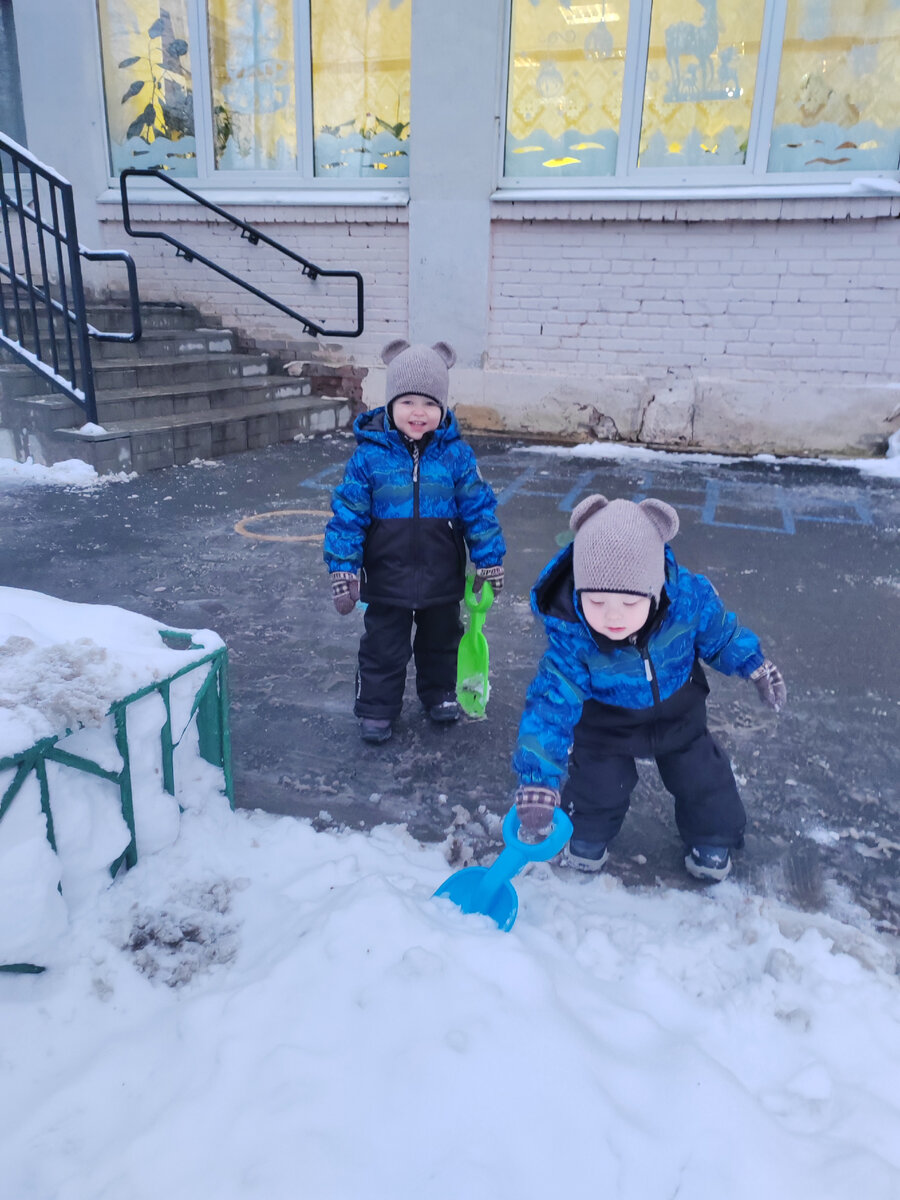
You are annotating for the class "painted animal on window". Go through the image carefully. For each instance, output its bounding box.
[665,0,719,100]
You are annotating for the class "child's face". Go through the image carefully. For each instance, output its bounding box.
[391,394,442,439]
[580,591,652,640]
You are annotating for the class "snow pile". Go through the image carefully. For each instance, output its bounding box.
[0,588,225,962]
[0,456,101,486]
[0,587,222,757]
[0,588,898,1198]
[520,439,900,479]
[0,804,898,1199]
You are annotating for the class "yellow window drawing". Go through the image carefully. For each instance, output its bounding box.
[207,0,297,170]
[310,0,410,179]
[98,0,196,176]
[506,0,631,177]
[768,0,900,173]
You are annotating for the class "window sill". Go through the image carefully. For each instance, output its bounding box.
[491,179,900,221]
[97,186,409,209]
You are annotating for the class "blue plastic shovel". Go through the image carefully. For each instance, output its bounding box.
[433,807,574,931]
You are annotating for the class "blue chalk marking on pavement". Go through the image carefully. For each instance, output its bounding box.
[298,460,876,537]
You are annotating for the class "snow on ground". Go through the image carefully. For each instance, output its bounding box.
[1,591,899,1200]
[0,455,227,487]
[518,438,900,479]
[0,455,105,486]
[2,435,899,490]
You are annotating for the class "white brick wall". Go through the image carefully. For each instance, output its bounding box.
[98,206,409,362]
[487,208,900,387]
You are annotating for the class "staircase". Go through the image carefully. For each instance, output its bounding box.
[0,299,363,474]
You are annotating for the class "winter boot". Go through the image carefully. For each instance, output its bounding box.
[427,699,460,723]
[566,838,609,872]
[359,718,392,744]
[685,845,732,882]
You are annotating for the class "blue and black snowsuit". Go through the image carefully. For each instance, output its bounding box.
[324,407,505,719]
[513,542,766,849]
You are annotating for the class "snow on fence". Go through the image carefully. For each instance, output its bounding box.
[0,588,232,973]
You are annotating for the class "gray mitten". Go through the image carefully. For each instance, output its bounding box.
[750,659,786,712]
[514,785,560,842]
[331,571,359,616]
[474,564,504,597]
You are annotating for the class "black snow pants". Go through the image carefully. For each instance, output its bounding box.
[354,601,463,720]
[561,663,746,849]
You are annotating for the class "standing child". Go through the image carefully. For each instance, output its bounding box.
[512,494,786,881]
[324,340,506,744]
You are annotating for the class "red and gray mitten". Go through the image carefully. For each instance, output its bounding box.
[474,564,504,597]
[330,571,359,616]
[514,784,560,842]
[750,659,786,712]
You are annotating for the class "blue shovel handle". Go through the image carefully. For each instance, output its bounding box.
[433,807,573,931]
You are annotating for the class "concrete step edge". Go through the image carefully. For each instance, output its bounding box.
[53,393,350,439]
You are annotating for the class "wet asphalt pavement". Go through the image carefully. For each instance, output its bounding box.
[2,435,898,935]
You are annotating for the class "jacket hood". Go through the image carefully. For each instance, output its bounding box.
[353,405,460,449]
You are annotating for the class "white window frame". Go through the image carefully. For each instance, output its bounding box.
[97,0,409,196]
[496,0,900,200]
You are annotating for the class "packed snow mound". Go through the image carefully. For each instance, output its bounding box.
[0,587,222,757]
[1,807,898,1200]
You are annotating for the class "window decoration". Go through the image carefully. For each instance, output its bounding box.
[768,0,900,173]
[97,0,409,183]
[506,0,631,177]
[504,0,900,186]
[638,0,763,168]
[207,0,297,171]
[310,0,411,179]
[97,0,197,176]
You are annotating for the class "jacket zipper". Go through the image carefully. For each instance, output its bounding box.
[637,643,661,706]
[411,441,420,606]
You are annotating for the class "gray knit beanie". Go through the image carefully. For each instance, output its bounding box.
[382,339,457,415]
[570,495,679,599]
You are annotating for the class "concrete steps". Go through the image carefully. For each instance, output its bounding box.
[0,299,361,473]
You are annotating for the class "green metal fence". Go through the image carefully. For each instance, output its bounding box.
[0,630,233,974]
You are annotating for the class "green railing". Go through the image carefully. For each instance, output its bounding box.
[0,631,232,974]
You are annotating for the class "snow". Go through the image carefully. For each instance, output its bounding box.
[518,439,900,479]
[3,434,899,492]
[1,589,899,1199]
[0,455,102,486]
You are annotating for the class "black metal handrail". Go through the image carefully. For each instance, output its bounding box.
[0,133,142,425]
[119,168,364,339]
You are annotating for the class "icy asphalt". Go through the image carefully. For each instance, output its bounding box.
[2,435,898,935]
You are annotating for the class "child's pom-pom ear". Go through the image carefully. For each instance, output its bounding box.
[381,338,410,365]
[431,341,457,369]
[570,494,608,533]
[639,498,679,541]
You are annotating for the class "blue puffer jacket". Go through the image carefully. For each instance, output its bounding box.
[513,543,765,788]
[323,407,506,608]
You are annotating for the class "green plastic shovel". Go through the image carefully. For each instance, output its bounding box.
[456,574,494,718]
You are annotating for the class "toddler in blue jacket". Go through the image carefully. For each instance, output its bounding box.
[324,340,506,744]
[512,494,785,881]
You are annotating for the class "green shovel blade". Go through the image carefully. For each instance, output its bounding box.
[457,576,493,718]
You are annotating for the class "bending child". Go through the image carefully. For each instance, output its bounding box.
[324,340,506,744]
[512,494,786,881]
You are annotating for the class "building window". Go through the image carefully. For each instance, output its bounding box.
[769,1,900,174]
[503,0,900,188]
[97,0,410,184]
[98,0,197,176]
[0,0,28,146]
[311,0,411,179]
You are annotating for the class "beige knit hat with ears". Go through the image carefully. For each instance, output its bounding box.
[382,339,457,415]
[570,494,679,599]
